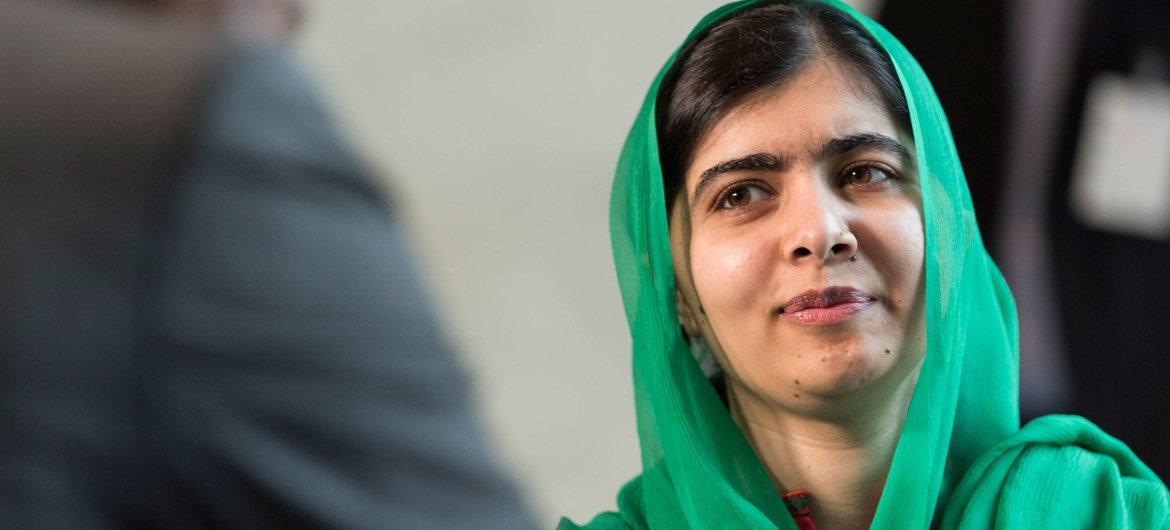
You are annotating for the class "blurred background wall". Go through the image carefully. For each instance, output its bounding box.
[295,1,879,526]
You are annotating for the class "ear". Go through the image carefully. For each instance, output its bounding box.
[675,289,702,338]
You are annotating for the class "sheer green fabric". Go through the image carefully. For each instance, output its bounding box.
[560,1,1169,528]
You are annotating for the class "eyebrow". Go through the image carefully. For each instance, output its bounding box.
[689,132,914,207]
[814,132,913,165]
[691,152,786,206]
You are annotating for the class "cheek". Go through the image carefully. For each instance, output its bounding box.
[893,213,924,280]
[897,209,925,288]
[867,205,925,308]
[688,228,777,315]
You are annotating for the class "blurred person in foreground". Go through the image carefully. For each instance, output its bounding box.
[0,0,535,528]
[561,1,1167,528]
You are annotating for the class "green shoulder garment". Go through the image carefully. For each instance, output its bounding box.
[561,1,1169,528]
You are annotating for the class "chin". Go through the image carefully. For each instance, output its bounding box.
[799,348,890,397]
[757,337,907,406]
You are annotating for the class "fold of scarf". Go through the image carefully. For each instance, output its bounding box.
[562,1,1168,528]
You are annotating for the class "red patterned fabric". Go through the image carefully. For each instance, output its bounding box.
[782,490,818,530]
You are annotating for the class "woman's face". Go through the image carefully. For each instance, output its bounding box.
[670,60,926,415]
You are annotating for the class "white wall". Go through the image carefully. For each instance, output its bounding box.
[297,1,878,526]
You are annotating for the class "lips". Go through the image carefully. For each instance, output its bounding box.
[779,286,875,326]
[781,286,873,313]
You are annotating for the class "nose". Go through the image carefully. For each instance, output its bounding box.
[782,180,857,264]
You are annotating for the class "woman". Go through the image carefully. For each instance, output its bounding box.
[562,1,1168,528]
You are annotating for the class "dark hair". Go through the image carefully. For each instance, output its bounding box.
[656,0,910,206]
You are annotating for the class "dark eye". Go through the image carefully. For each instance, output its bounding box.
[841,164,895,187]
[716,183,770,210]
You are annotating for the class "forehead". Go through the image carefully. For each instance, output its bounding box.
[687,60,901,178]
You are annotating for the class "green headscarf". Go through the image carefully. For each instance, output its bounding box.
[560,1,1169,528]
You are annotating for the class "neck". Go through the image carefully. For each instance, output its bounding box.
[727,379,915,530]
